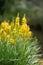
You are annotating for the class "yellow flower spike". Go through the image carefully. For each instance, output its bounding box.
[19,24,30,36]
[1,20,9,28]
[15,13,20,26]
[22,14,27,24]
[4,25,11,32]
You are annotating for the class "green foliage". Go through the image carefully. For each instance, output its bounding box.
[0,36,40,65]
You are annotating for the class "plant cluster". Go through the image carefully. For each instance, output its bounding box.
[0,13,40,65]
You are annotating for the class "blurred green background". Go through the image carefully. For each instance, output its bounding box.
[0,0,43,27]
[0,0,43,56]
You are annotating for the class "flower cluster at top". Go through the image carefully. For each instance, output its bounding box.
[0,13,32,44]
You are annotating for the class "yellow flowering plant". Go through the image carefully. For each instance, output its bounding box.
[0,14,40,65]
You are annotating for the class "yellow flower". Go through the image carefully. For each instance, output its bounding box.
[27,31,32,38]
[22,14,26,24]
[0,13,32,43]
[4,25,11,32]
[1,21,9,28]
[19,24,30,35]
[22,24,30,31]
